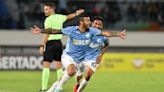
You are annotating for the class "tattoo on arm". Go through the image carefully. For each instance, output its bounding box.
[41,28,62,34]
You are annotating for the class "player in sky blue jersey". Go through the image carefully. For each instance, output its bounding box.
[61,26,101,64]
[30,13,116,92]
[31,13,127,92]
[30,14,126,92]
[74,16,126,92]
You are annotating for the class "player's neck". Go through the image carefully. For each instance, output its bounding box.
[79,25,86,33]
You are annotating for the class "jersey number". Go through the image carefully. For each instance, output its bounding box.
[91,62,96,67]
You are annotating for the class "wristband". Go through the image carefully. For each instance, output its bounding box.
[75,12,79,16]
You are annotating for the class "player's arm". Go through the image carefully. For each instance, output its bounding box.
[30,25,62,34]
[67,9,85,20]
[41,28,62,34]
[100,41,109,56]
[96,40,109,64]
[101,29,127,39]
[30,25,74,36]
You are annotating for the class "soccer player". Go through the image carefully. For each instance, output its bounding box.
[30,13,122,92]
[39,3,84,92]
[74,16,126,92]
[30,14,126,92]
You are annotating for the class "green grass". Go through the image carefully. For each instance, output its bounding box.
[0,71,164,92]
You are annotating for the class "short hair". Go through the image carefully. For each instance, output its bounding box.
[44,2,55,9]
[79,13,90,22]
[93,16,104,23]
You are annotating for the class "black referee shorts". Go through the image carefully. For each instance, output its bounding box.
[43,40,63,62]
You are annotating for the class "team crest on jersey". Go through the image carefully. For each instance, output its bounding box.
[86,33,90,38]
[97,38,101,42]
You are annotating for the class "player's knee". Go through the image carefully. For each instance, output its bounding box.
[87,71,93,77]
[86,67,94,76]
[85,69,94,81]
[55,62,62,69]
[43,61,51,68]
[67,69,76,76]
[67,64,76,76]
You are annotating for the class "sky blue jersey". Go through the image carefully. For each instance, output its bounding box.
[84,36,109,61]
[61,26,101,63]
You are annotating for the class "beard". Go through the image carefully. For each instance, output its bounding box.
[83,24,90,29]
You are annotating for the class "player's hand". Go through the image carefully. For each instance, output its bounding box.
[96,54,103,64]
[76,9,85,15]
[30,25,41,34]
[39,46,44,55]
[118,29,127,39]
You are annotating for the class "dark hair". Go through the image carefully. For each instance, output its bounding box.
[44,2,55,9]
[79,13,90,22]
[93,16,104,23]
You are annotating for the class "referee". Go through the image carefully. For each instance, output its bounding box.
[40,3,84,92]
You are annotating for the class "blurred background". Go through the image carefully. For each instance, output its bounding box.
[0,0,164,30]
[0,0,164,92]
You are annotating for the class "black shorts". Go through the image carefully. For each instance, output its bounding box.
[43,40,63,62]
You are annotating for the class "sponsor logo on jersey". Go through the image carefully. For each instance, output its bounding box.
[73,39,90,45]
[89,42,101,48]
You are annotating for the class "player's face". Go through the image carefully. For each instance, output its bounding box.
[82,17,91,29]
[92,20,103,30]
[44,6,53,16]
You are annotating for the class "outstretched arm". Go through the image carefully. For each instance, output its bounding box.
[67,9,85,20]
[30,25,62,34]
[42,28,62,34]
[101,29,127,39]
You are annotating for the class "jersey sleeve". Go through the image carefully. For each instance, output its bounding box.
[61,26,75,36]
[58,14,67,23]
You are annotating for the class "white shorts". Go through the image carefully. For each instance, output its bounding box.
[76,60,99,76]
[61,54,76,70]
[76,62,85,76]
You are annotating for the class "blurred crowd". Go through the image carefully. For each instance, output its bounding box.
[0,0,164,31]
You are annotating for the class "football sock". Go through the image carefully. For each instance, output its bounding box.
[47,81,58,92]
[42,68,50,90]
[77,78,88,92]
[57,68,63,80]
[56,73,70,89]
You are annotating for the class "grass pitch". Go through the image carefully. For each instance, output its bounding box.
[0,71,164,92]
